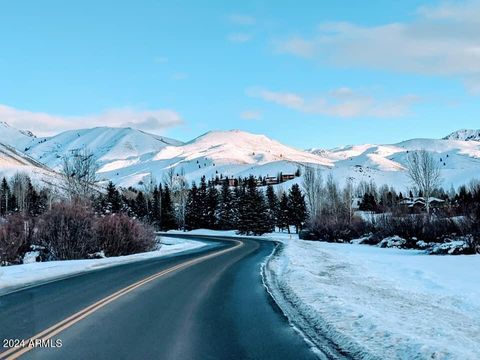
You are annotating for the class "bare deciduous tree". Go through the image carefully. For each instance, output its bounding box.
[302,166,323,223]
[406,150,442,214]
[325,173,341,219]
[343,179,354,223]
[62,148,98,200]
[163,167,176,189]
[10,172,31,213]
[171,168,189,230]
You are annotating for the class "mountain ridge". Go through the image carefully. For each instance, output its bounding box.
[0,123,480,190]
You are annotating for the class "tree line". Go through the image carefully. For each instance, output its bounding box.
[89,175,307,236]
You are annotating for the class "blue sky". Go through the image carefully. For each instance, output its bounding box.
[1,0,479,148]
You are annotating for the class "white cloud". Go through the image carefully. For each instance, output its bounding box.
[228,14,256,26]
[0,105,184,136]
[227,33,253,43]
[247,87,419,118]
[275,1,480,92]
[240,110,262,120]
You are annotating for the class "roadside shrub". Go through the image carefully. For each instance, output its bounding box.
[93,214,155,256]
[35,201,96,260]
[0,215,34,265]
[309,215,371,242]
[373,215,463,242]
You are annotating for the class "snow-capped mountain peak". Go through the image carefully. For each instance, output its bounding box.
[174,129,332,166]
[0,121,37,150]
[24,126,184,170]
[443,129,480,142]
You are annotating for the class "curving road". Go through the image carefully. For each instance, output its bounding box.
[0,235,319,359]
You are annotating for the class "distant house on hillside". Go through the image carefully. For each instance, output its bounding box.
[218,178,237,187]
[398,197,445,211]
[351,196,362,210]
[265,176,279,185]
[281,173,295,182]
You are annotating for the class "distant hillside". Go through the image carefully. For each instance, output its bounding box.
[443,129,480,142]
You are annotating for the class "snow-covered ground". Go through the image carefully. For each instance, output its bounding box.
[265,237,480,359]
[0,236,206,295]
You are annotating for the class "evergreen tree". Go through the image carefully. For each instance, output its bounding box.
[253,189,272,235]
[237,176,272,235]
[218,181,235,230]
[197,176,209,228]
[206,181,219,229]
[232,185,245,229]
[161,185,177,230]
[25,180,42,216]
[185,182,202,230]
[134,191,148,219]
[8,192,17,212]
[103,181,122,213]
[0,177,10,215]
[277,192,290,233]
[150,186,162,228]
[359,193,377,212]
[288,184,307,233]
[266,185,278,230]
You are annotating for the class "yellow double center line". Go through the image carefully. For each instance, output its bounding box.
[0,238,243,360]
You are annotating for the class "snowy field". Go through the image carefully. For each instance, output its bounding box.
[0,236,206,295]
[265,238,480,359]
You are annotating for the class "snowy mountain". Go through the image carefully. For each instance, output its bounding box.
[443,129,480,142]
[0,121,37,150]
[314,137,480,189]
[97,129,332,187]
[0,143,60,184]
[18,127,182,187]
[1,121,480,190]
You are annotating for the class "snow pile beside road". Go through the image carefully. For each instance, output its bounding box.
[265,238,480,359]
[0,237,206,294]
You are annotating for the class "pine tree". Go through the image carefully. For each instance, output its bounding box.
[161,185,177,230]
[196,176,209,228]
[237,176,272,235]
[278,192,290,233]
[359,192,377,212]
[134,191,148,219]
[233,185,245,229]
[237,178,255,235]
[206,181,218,229]
[266,185,278,230]
[218,181,235,230]
[150,186,162,228]
[252,189,272,235]
[25,180,41,216]
[185,182,202,230]
[288,184,307,233]
[103,181,122,213]
[0,177,9,215]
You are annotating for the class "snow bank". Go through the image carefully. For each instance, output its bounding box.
[0,237,206,295]
[265,238,480,359]
[167,228,294,242]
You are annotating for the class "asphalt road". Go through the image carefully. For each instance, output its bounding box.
[0,235,318,360]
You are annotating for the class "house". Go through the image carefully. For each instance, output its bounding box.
[351,196,362,210]
[398,197,445,211]
[281,173,295,182]
[218,178,237,187]
[265,176,279,185]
